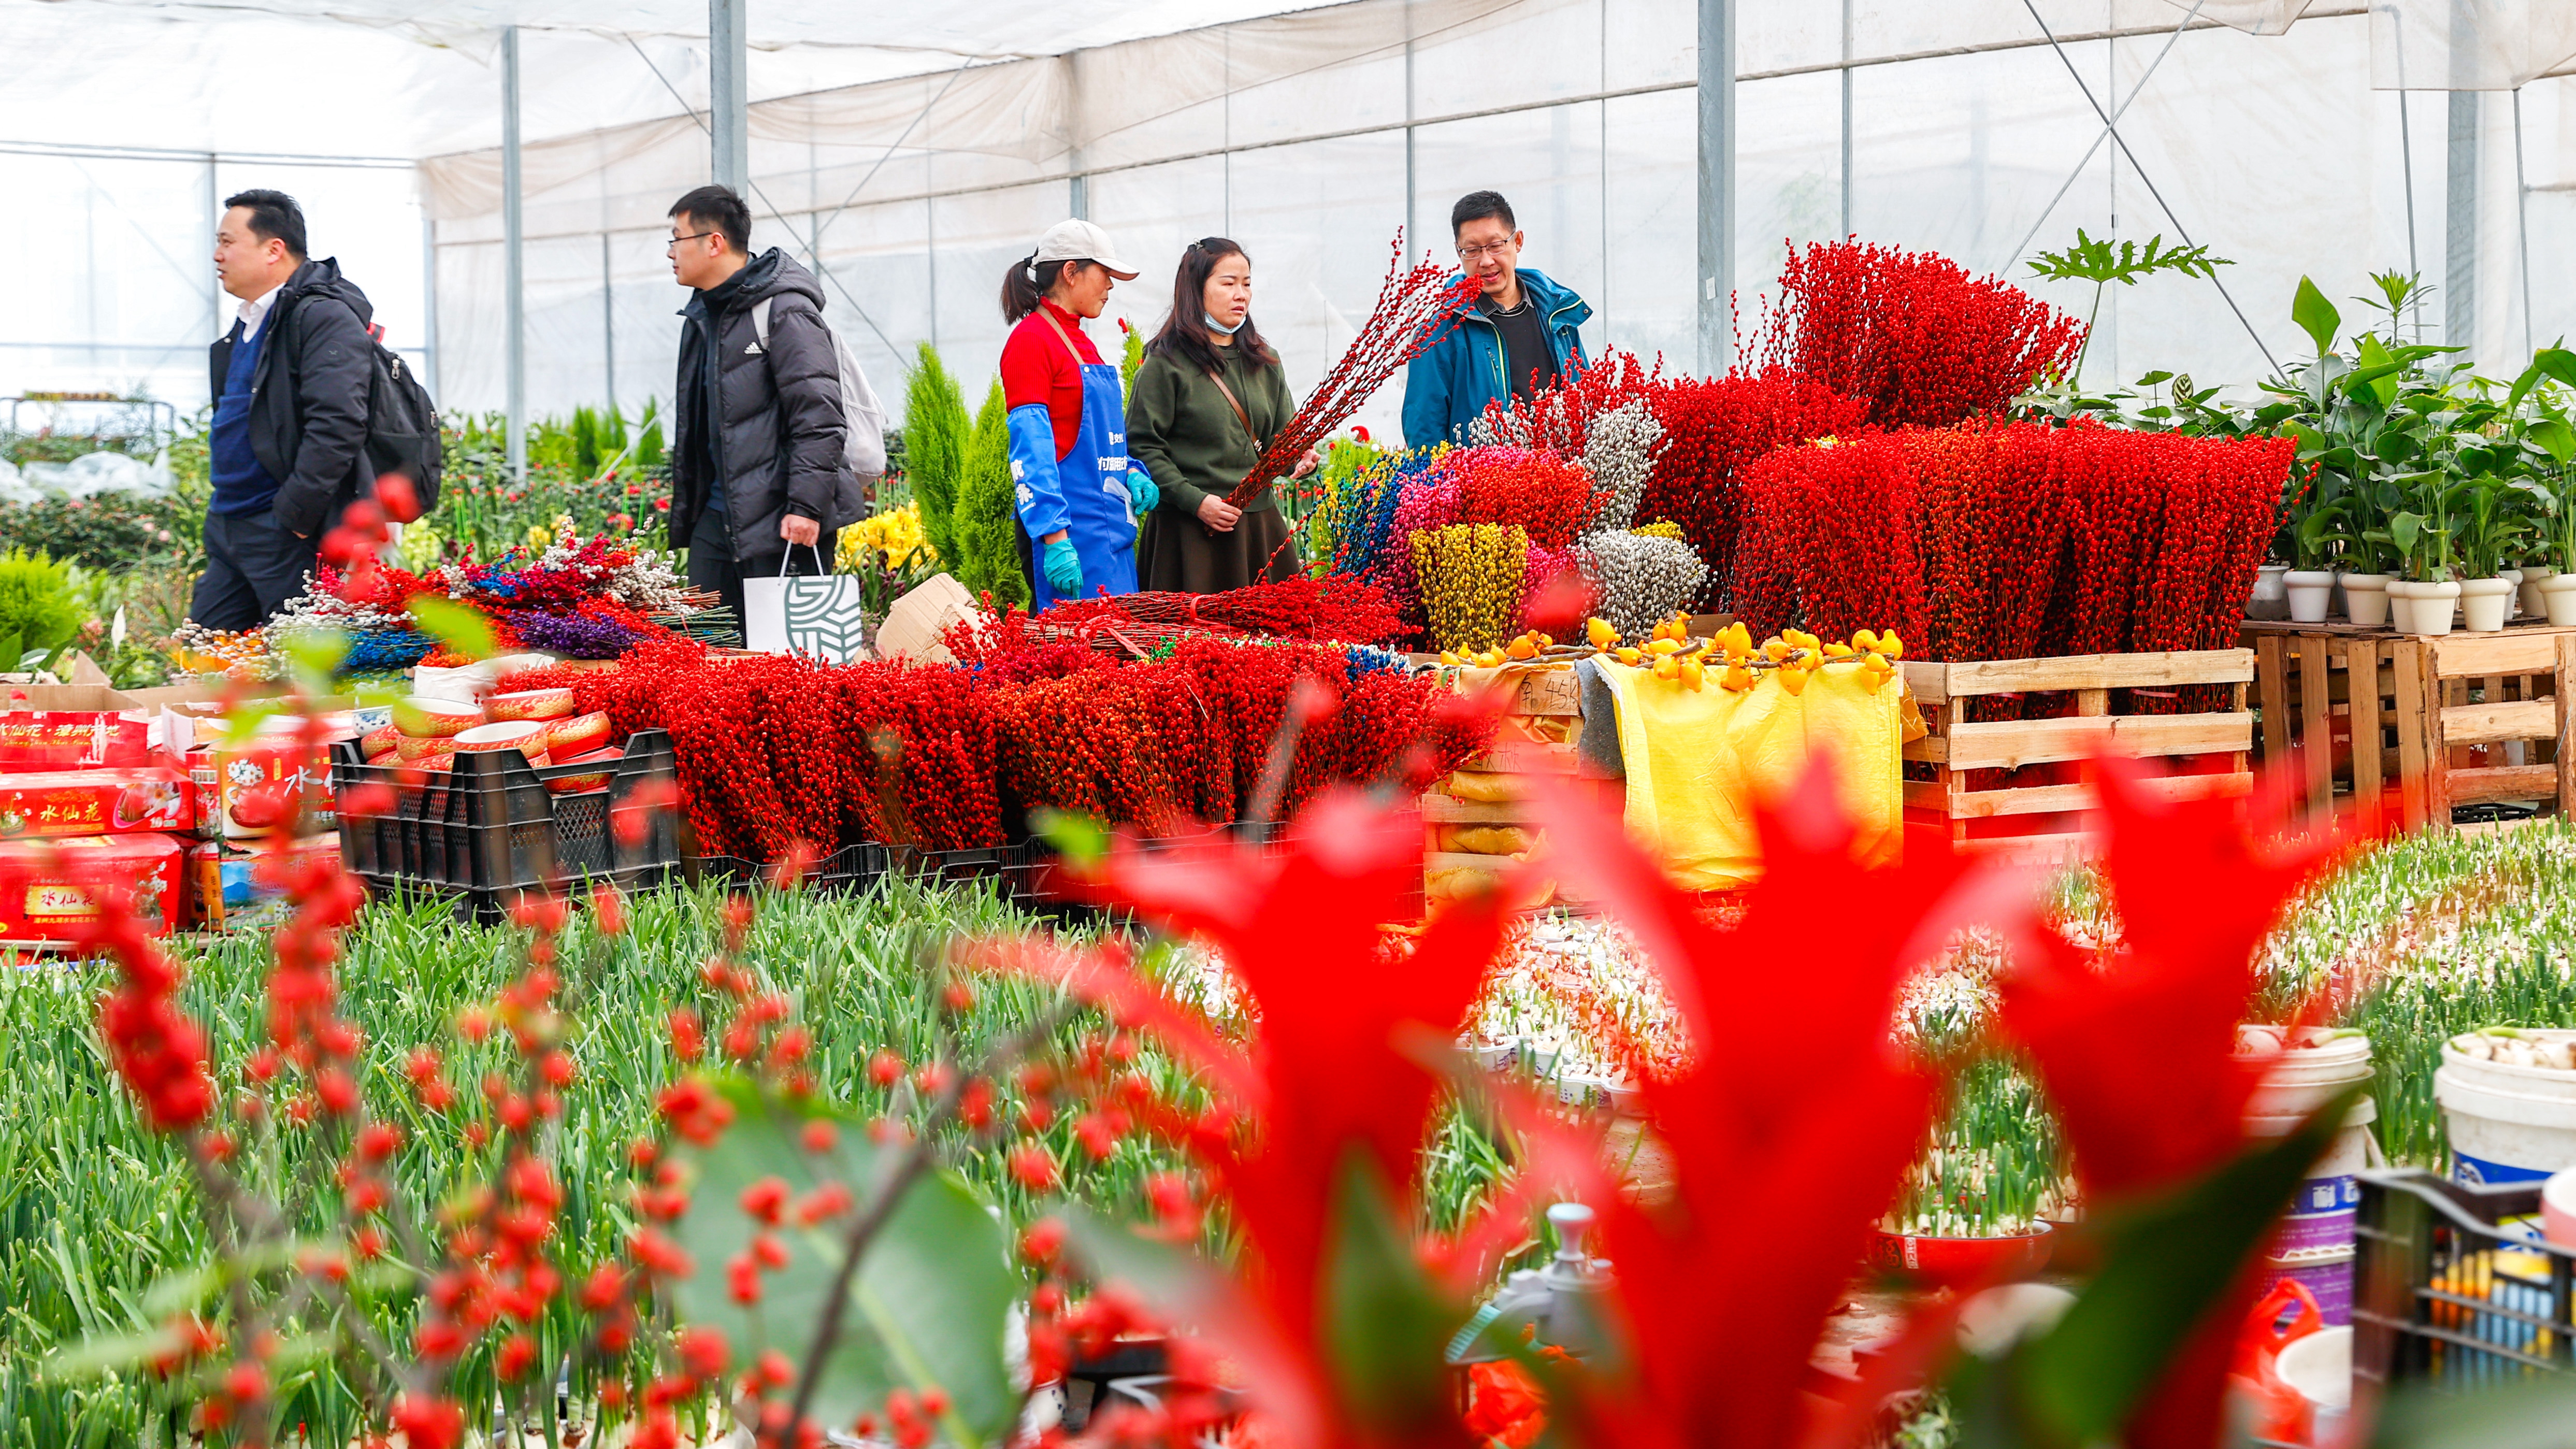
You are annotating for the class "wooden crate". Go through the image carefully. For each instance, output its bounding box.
[1902,649,2256,861]
[2248,620,2576,830]
[1420,663,1600,903]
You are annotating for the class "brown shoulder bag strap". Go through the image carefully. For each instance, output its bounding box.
[1203,364,1256,446]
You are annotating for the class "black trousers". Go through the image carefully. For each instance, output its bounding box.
[190,506,321,633]
[687,506,836,640]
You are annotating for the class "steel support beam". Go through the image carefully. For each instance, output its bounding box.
[502,24,526,481]
[1697,0,1735,376]
[2445,88,2478,355]
[710,0,750,191]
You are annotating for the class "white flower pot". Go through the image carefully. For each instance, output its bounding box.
[2521,566,2558,618]
[2384,580,2419,634]
[2340,573,2393,629]
[2460,577,2515,633]
[2502,568,2526,618]
[2542,574,2576,626]
[2250,563,2292,621]
[2408,579,2463,637]
[2284,569,2337,624]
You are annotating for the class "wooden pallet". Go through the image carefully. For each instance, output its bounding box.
[1902,649,2256,861]
[2246,620,2576,830]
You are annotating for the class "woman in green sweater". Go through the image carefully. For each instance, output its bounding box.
[1130,237,1319,594]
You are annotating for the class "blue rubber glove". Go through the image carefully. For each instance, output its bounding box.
[1042,538,1085,596]
[1126,466,1160,515]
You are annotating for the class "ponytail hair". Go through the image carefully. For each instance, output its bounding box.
[1000,253,1097,323]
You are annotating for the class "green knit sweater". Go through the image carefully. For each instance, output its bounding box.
[1126,342,1297,515]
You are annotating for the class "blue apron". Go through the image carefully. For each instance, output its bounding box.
[1007,314,1138,612]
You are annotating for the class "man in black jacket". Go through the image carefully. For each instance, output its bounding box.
[192,189,377,631]
[666,185,846,622]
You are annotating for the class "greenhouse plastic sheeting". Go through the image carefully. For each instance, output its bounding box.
[8,0,2576,441]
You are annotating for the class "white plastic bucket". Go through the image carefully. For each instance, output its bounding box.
[2436,1030,2576,1184]
[2545,1169,2576,1250]
[2242,1029,2379,1325]
[2275,1325,2351,1440]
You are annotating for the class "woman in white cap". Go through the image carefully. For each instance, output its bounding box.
[999,219,1160,610]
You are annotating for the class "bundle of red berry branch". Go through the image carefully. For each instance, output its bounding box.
[1044,577,1407,643]
[1750,239,2085,429]
[1221,232,1480,509]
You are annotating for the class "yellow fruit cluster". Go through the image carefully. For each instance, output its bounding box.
[839,502,936,573]
[1580,613,1906,695]
[1412,523,1528,654]
[1440,628,1557,669]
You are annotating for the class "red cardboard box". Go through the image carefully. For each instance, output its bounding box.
[0,767,192,839]
[0,833,184,943]
[189,735,339,841]
[0,711,155,770]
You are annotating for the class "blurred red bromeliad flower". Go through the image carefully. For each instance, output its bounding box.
[1519,764,2023,1449]
[1990,755,2374,1449]
[1078,790,1508,1346]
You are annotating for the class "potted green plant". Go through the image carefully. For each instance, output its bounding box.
[2283,498,2341,623]
[2454,475,2534,633]
[2388,472,2466,637]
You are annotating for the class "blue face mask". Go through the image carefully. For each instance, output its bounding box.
[1204,311,1244,336]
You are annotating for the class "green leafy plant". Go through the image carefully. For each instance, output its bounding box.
[0,549,85,672]
[953,381,1029,608]
[2026,229,2232,383]
[905,344,972,572]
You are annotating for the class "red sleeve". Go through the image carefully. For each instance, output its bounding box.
[999,310,1097,460]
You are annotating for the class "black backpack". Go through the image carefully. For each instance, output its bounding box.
[357,323,443,510]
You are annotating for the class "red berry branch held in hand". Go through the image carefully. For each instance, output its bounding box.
[1221,232,1481,510]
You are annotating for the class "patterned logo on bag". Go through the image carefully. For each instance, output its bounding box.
[782,578,868,663]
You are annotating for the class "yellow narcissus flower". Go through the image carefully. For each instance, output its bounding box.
[526,524,553,549]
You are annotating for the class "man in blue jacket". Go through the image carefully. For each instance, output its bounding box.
[1401,190,1592,450]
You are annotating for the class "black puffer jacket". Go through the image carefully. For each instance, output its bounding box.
[669,249,847,557]
[206,257,376,537]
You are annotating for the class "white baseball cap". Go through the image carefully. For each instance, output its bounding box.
[1030,218,1139,280]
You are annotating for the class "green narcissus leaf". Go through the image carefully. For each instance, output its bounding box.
[668,1075,1018,1446]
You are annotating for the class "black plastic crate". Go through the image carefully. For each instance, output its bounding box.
[330,728,682,923]
[2354,1168,2575,1391]
[687,842,890,895]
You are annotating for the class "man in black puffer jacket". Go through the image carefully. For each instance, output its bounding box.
[192,189,377,630]
[666,185,846,622]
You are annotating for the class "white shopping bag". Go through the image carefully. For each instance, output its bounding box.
[743,546,872,662]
